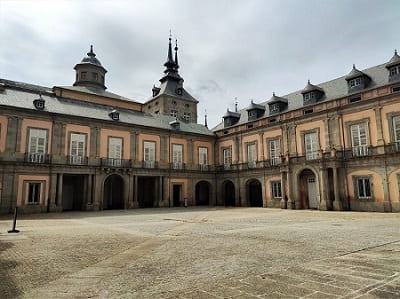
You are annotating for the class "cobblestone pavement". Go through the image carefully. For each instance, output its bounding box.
[1,208,400,298]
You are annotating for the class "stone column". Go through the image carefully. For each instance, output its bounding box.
[187,139,193,170]
[332,167,342,211]
[374,107,385,154]
[87,174,93,207]
[93,174,103,211]
[280,171,287,209]
[324,118,331,150]
[56,173,63,207]
[319,168,329,211]
[48,173,58,212]
[287,171,295,209]
[132,175,139,208]
[6,116,20,154]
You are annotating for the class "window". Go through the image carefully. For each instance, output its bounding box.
[270,103,279,112]
[81,72,87,79]
[170,110,178,118]
[356,177,372,199]
[172,144,183,169]
[198,147,208,170]
[269,139,280,166]
[390,65,400,76]
[108,137,122,167]
[27,183,40,204]
[393,116,400,151]
[303,108,314,115]
[304,92,315,102]
[269,118,277,123]
[92,72,98,81]
[271,181,282,199]
[28,128,47,163]
[350,77,362,87]
[247,143,257,168]
[144,141,156,168]
[349,96,361,103]
[70,133,86,165]
[183,112,191,122]
[393,86,400,93]
[223,147,232,169]
[351,123,368,156]
[304,132,318,160]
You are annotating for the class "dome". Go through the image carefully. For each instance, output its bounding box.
[80,45,103,67]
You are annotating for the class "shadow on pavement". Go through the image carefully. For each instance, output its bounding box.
[0,240,21,299]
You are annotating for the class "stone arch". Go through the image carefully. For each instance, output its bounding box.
[103,174,125,210]
[296,167,320,209]
[246,178,263,207]
[195,180,211,205]
[222,180,236,206]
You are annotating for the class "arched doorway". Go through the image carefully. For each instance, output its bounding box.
[195,181,210,205]
[247,179,263,207]
[223,180,235,206]
[298,169,318,209]
[103,174,124,210]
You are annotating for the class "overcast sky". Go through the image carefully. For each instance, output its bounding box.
[1,0,399,128]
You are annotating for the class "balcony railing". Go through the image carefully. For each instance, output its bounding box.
[143,160,157,169]
[68,155,88,165]
[172,162,184,170]
[101,158,131,168]
[199,164,209,171]
[352,145,369,157]
[306,150,318,160]
[25,152,50,164]
[247,161,257,169]
[224,163,231,170]
[270,156,281,166]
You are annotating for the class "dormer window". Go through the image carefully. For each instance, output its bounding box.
[33,93,45,110]
[390,65,400,76]
[246,100,265,121]
[270,103,279,112]
[304,92,315,102]
[169,119,180,130]
[223,109,241,127]
[109,109,120,121]
[268,92,288,115]
[301,80,324,105]
[386,50,400,82]
[175,87,183,95]
[349,78,362,87]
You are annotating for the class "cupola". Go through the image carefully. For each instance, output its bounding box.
[345,64,371,92]
[267,92,288,114]
[301,80,324,105]
[73,45,107,90]
[223,109,241,127]
[386,49,400,82]
[246,100,265,121]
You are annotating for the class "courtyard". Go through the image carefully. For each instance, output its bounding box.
[1,208,400,298]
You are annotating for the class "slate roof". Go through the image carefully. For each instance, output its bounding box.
[246,100,265,111]
[386,50,400,68]
[345,65,368,81]
[223,109,241,118]
[56,85,141,104]
[0,79,215,136]
[212,63,392,131]
[301,80,324,94]
[145,79,198,103]
[267,92,288,104]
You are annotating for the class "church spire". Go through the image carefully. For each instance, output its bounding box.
[174,39,179,70]
[160,34,182,83]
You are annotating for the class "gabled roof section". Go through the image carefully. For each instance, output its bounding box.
[223,109,241,118]
[268,92,288,104]
[386,49,400,68]
[246,100,265,111]
[345,64,369,81]
[301,80,324,94]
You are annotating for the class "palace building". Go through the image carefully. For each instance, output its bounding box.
[0,39,400,214]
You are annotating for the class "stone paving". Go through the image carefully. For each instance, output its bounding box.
[0,208,400,298]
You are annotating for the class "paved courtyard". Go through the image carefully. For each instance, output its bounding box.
[1,208,400,298]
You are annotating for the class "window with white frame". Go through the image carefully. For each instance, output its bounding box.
[70,133,86,164]
[27,182,41,204]
[393,116,400,151]
[183,112,191,122]
[304,92,315,102]
[199,147,208,170]
[108,137,123,166]
[355,177,372,199]
[172,144,183,169]
[350,77,362,87]
[304,132,318,160]
[271,181,282,199]
[247,143,257,167]
[170,110,178,118]
[144,141,156,168]
[223,147,232,169]
[269,139,280,165]
[28,128,47,162]
[390,65,400,76]
[351,123,368,156]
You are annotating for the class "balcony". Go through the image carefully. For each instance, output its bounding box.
[223,163,231,170]
[101,158,131,168]
[67,155,88,166]
[172,162,184,170]
[247,161,257,169]
[352,145,369,157]
[306,150,318,160]
[25,152,50,164]
[199,164,209,171]
[143,160,157,169]
[269,156,281,166]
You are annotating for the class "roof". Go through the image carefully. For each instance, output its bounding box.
[301,80,324,94]
[56,85,141,104]
[0,79,215,137]
[246,100,265,111]
[345,65,368,81]
[145,79,198,103]
[212,62,393,131]
[386,50,400,68]
[223,109,241,118]
[267,92,288,104]
[76,46,105,70]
